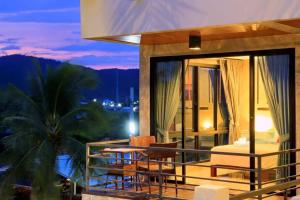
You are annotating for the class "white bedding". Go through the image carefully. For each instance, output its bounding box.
[210,143,279,169]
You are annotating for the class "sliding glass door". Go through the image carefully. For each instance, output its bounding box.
[184,65,228,163]
[153,61,182,143]
[253,53,295,187]
[151,49,295,187]
[152,60,183,181]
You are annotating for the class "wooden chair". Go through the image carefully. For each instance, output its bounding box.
[101,151,136,190]
[137,142,178,196]
[130,135,156,165]
[130,136,156,147]
[102,136,156,191]
[129,136,156,191]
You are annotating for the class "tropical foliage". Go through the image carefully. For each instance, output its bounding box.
[0,63,108,199]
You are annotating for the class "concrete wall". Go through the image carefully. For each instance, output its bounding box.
[139,33,300,152]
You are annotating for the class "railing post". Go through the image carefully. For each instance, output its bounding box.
[73,182,77,195]
[85,143,90,192]
[195,136,200,161]
[159,160,163,200]
[284,189,288,200]
[257,155,262,200]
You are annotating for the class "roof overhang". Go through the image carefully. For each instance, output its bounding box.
[80,0,300,45]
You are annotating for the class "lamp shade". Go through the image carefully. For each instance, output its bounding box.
[189,35,201,50]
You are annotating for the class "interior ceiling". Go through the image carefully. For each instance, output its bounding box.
[100,18,300,45]
[189,56,249,67]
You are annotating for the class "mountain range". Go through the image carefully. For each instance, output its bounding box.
[0,55,139,102]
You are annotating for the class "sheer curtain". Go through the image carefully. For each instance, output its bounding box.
[220,59,244,144]
[155,61,182,143]
[257,55,290,179]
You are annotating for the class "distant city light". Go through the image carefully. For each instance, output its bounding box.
[128,121,136,135]
[93,98,97,102]
[101,99,138,112]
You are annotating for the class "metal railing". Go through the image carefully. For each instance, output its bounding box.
[85,140,300,200]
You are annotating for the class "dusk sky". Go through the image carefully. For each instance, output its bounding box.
[0,0,139,70]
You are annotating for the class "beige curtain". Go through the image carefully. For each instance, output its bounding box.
[220,59,244,144]
[257,55,290,180]
[155,61,182,143]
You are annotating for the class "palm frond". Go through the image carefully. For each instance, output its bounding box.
[0,62,104,199]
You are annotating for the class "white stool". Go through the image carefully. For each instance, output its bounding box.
[194,184,229,200]
[292,196,300,200]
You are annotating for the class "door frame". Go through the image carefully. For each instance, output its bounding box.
[149,48,296,187]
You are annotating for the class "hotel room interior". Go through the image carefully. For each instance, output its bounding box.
[159,54,291,188]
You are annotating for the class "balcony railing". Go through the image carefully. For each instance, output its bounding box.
[85,140,300,200]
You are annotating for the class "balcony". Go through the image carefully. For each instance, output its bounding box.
[83,139,300,200]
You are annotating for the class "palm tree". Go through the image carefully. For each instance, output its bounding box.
[0,63,106,199]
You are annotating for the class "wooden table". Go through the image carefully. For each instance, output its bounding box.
[103,148,145,153]
[103,148,145,163]
[101,148,145,190]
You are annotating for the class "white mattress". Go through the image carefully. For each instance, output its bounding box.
[210,144,279,169]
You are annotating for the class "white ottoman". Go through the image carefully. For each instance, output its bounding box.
[194,184,229,200]
[292,196,300,200]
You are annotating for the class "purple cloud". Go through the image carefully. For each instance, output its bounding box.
[0,7,80,23]
[1,45,20,50]
[0,1,139,69]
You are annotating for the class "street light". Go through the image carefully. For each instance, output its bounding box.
[128,121,136,136]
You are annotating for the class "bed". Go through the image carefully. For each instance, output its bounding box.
[210,143,279,177]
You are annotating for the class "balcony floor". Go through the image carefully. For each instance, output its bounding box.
[88,162,291,199]
[86,184,290,200]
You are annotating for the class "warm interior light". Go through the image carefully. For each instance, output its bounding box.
[189,35,201,50]
[203,121,212,129]
[251,24,259,31]
[255,115,273,132]
[190,47,201,50]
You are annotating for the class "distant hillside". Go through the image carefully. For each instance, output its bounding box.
[0,55,139,102]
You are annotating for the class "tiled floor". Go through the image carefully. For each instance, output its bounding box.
[91,162,292,199]
[133,183,290,200]
[139,162,290,199]
[96,183,290,200]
